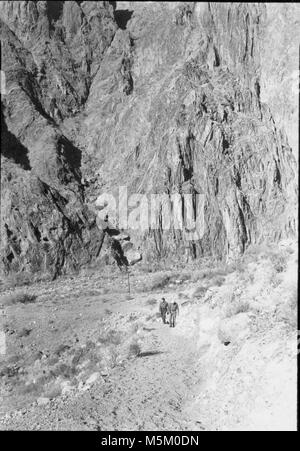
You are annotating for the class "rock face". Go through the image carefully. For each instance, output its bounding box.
[0,2,298,277]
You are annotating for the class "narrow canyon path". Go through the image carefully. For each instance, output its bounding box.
[88,318,204,431]
[1,298,209,431]
[50,306,206,431]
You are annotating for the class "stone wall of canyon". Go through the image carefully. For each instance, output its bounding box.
[0,2,298,278]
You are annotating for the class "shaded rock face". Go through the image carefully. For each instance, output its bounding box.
[0,2,298,277]
[0,1,115,278]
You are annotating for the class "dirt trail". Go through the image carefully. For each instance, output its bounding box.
[1,302,206,431]
[1,241,297,430]
[88,321,203,431]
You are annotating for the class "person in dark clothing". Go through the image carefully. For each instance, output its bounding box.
[159,298,169,324]
[168,301,179,328]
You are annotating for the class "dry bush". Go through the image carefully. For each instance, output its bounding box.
[227,257,248,274]
[0,291,37,306]
[54,344,71,357]
[139,264,155,273]
[150,274,171,291]
[178,292,189,300]
[243,244,268,262]
[170,272,191,283]
[276,287,297,329]
[270,252,287,273]
[98,330,122,346]
[146,298,157,306]
[212,276,226,287]
[270,273,282,288]
[191,265,233,283]
[104,309,113,315]
[128,340,141,357]
[17,327,32,338]
[5,272,32,288]
[225,299,250,318]
[285,246,294,255]
[50,363,76,379]
[193,286,208,299]
[288,287,298,310]
[130,321,143,334]
[190,270,203,282]
[0,364,20,378]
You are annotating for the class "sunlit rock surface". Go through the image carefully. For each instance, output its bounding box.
[1,2,298,277]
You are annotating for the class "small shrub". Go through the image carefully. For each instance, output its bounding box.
[51,363,76,379]
[191,271,203,282]
[17,327,32,338]
[212,276,226,287]
[128,340,141,357]
[0,291,37,306]
[288,287,298,310]
[0,364,20,378]
[6,272,32,288]
[48,356,59,366]
[193,286,208,299]
[146,298,157,306]
[150,275,170,291]
[270,273,282,288]
[54,344,71,357]
[178,292,189,300]
[285,246,294,255]
[275,302,297,329]
[104,309,112,315]
[191,265,233,283]
[271,253,287,273]
[130,321,143,334]
[139,264,154,273]
[225,299,250,318]
[98,330,122,346]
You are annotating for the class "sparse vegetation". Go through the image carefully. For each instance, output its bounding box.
[128,340,141,358]
[146,298,157,306]
[0,291,37,306]
[270,252,287,273]
[225,299,250,318]
[191,265,233,283]
[5,272,32,288]
[193,286,208,299]
[270,273,282,288]
[150,274,171,291]
[275,287,297,329]
[212,276,226,287]
[98,330,122,346]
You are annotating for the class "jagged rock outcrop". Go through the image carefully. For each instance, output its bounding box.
[80,2,298,260]
[0,2,298,277]
[0,1,117,278]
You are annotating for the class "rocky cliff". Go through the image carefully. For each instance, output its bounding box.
[0,2,298,278]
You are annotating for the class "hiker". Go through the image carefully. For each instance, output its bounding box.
[168,301,179,328]
[159,298,169,324]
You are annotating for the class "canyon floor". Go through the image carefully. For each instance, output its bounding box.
[0,240,297,431]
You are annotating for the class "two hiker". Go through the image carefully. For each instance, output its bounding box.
[159,298,179,328]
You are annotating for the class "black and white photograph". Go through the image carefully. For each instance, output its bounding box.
[0,1,298,432]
